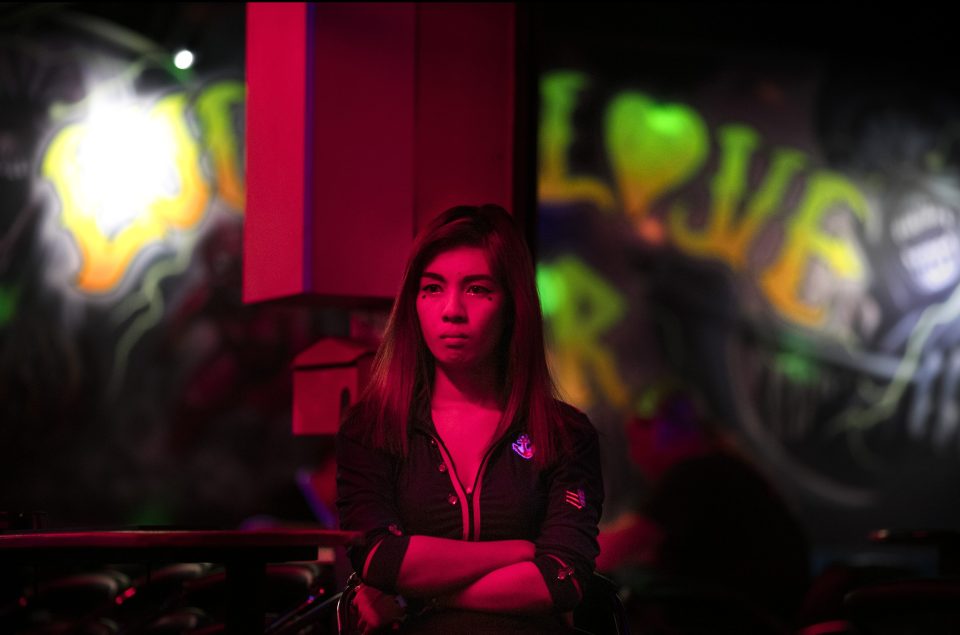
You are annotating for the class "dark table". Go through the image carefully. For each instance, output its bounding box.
[0,527,360,634]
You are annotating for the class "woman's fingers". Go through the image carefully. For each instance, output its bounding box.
[351,583,406,633]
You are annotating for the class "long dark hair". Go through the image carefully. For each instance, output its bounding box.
[355,204,571,466]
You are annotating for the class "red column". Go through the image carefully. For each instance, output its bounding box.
[244,2,518,305]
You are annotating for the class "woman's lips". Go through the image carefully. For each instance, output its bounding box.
[440,334,468,348]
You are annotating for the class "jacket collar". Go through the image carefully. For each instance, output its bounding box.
[409,401,525,442]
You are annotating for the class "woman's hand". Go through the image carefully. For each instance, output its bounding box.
[352,583,406,634]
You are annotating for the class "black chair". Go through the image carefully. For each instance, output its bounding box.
[181,561,331,627]
[142,606,216,634]
[574,572,630,635]
[114,562,214,630]
[10,569,131,635]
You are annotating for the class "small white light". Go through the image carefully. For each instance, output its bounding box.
[173,49,195,70]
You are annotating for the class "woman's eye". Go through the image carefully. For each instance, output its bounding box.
[467,285,492,295]
[421,283,442,294]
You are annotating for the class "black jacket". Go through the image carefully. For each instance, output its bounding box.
[335,401,603,612]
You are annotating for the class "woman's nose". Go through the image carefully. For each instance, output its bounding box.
[441,293,466,322]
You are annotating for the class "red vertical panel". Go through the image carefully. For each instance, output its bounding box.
[414,3,516,232]
[310,3,416,300]
[245,2,516,306]
[243,3,310,303]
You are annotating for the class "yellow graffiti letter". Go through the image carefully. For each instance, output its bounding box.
[43,93,210,293]
[195,81,246,211]
[539,257,629,409]
[762,173,870,326]
[539,72,616,211]
[670,125,807,270]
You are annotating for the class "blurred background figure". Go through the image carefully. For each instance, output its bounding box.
[597,386,811,632]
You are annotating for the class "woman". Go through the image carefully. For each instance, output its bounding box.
[336,204,603,633]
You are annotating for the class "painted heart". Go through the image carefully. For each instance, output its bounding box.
[605,92,707,225]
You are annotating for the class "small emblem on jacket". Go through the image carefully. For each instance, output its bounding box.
[512,433,535,459]
[565,488,586,510]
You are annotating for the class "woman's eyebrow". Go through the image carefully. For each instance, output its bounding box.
[463,274,496,284]
[420,272,496,284]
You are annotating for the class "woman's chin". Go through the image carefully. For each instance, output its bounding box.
[435,351,473,367]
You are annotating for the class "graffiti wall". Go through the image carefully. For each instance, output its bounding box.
[6,3,959,548]
[536,6,960,546]
[0,4,337,527]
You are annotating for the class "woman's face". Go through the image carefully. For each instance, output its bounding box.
[416,246,506,372]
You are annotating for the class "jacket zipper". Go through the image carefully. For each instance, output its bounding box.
[428,430,508,541]
[429,432,472,540]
